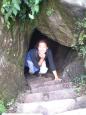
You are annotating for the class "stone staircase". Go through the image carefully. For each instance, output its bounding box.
[2,73,86,115]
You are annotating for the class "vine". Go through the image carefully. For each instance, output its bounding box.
[73,17,86,67]
[1,0,43,28]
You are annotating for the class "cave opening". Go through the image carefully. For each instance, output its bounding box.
[27,28,75,76]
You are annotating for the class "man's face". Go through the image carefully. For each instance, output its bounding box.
[38,42,48,54]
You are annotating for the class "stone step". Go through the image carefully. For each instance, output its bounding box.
[3,108,86,115]
[6,96,86,114]
[2,114,42,115]
[56,108,86,115]
[29,79,72,89]
[75,96,86,109]
[30,82,72,93]
[29,79,59,88]
[16,99,76,113]
[17,88,77,103]
[44,80,71,86]
[27,76,52,85]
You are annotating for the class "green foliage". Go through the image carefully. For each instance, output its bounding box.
[72,17,86,94]
[1,0,21,28]
[0,100,6,113]
[72,74,86,85]
[1,0,43,28]
[72,74,86,95]
[6,98,15,108]
[73,17,86,67]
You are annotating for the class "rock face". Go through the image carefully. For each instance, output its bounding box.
[34,0,76,47]
[31,0,85,47]
[0,0,85,101]
[5,75,86,114]
[61,0,86,8]
[28,0,85,78]
[60,0,86,19]
[0,16,25,101]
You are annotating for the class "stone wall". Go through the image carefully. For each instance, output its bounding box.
[0,16,25,101]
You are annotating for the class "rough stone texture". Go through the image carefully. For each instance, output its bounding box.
[15,76,76,103]
[54,46,85,80]
[62,57,85,81]
[2,109,86,115]
[16,99,76,113]
[2,113,43,115]
[30,82,73,93]
[56,108,86,115]
[0,16,25,101]
[24,88,77,103]
[61,0,86,8]
[34,0,76,47]
[5,74,86,114]
[0,0,85,102]
[76,96,86,108]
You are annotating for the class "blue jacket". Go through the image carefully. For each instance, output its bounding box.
[24,48,56,71]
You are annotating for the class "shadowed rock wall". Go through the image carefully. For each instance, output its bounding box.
[0,16,25,101]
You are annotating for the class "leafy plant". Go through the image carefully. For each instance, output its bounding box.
[1,0,43,28]
[72,74,86,85]
[0,100,6,113]
[73,17,86,67]
[1,0,21,28]
[72,74,86,95]
[72,17,86,94]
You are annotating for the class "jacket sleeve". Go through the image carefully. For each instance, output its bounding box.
[47,49,56,71]
[31,49,40,69]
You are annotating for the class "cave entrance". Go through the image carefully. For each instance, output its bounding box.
[28,28,74,76]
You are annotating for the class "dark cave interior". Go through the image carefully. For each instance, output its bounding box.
[28,28,74,75]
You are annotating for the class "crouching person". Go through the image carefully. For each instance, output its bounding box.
[24,39,61,80]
